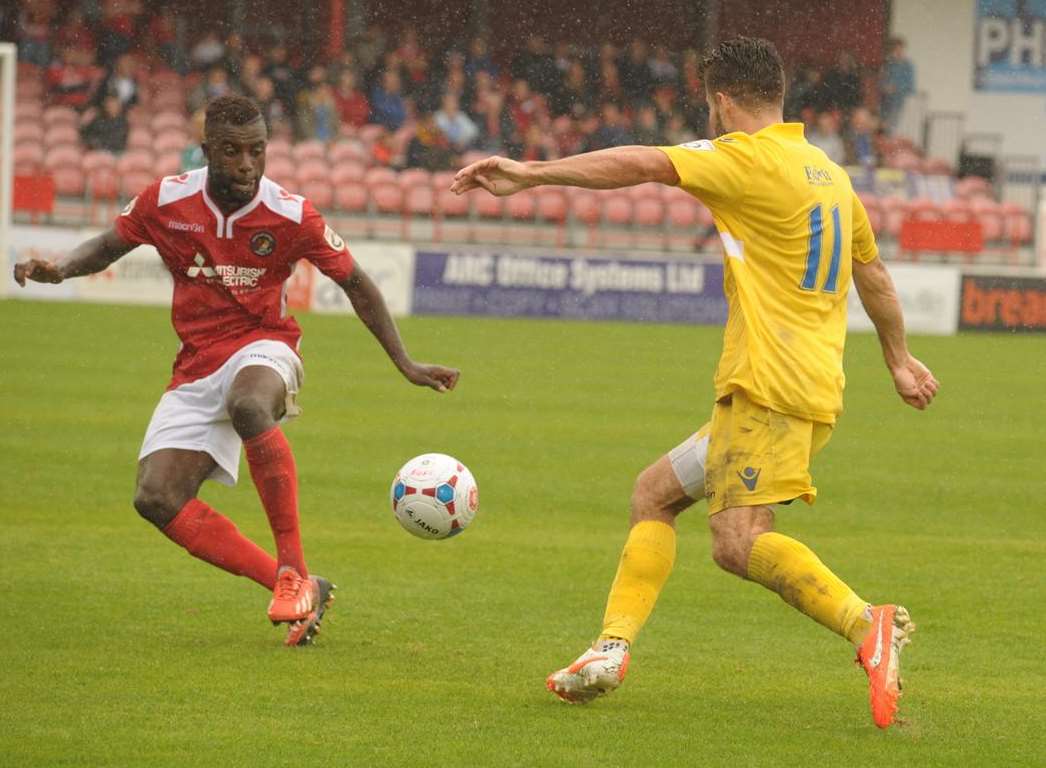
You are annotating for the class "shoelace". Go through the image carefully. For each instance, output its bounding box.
[274,571,301,600]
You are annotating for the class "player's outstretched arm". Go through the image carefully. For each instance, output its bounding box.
[852,257,940,410]
[450,146,680,197]
[339,266,460,393]
[13,228,135,287]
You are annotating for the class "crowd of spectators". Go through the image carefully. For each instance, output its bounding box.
[13,0,915,174]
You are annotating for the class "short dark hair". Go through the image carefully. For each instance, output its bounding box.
[204,95,265,137]
[701,36,785,108]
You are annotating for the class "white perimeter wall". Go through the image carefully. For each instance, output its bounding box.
[891,0,1046,164]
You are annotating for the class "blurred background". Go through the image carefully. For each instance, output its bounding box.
[2,0,1043,267]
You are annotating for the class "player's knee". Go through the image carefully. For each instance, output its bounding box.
[710,527,757,577]
[227,393,276,436]
[133,485,182,528]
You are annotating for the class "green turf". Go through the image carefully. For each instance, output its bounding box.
[1,298,1043,767]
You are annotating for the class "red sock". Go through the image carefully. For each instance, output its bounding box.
[163,499,277,590]
[243,426,308,578]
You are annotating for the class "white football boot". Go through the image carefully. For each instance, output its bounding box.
[546,638,631,704]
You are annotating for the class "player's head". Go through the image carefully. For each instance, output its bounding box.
[701,37,785,137]
[202,95,268,206]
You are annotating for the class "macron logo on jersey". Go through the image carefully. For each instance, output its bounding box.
[167,220,206,233]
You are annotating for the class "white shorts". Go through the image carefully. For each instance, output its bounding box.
[668,425,710,500]
[139,340,304,486]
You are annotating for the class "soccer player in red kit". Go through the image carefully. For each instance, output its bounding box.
[13,96,460,646]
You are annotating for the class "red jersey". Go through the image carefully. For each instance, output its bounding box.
[114,168,354,390]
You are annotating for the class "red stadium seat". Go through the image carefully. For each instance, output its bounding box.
[156,152,183,177]
[117,150,155,174]
[406,185,435,215]
[292,140,327,162]
[941,198,972,223]
[42,105,78,129]
[15,101,43,121]
[537,190,568,223]
[127,105,151,128]
[44,124,79,148]
[87,167,120,200]
[627,183,663,202]
[331,161,367,185]
[666,199,698,228]
[121,170,155,199]
[695,202,716,228]
[154,131,188,154]
[334,184,368,212]
[151,111,186,134]
[52,166,86,197]
[634,198,665,227]
[364,167,398,186]
[474,192,503,219]
[1001,202,1033,244]
[431,171,457,191]
[436,188,469,217]
[371,182,404,214]
[506,190,537,221]
[45,144,82,171]
[570,191,601,225]
[398,168,432,191]
[14,120,41,143]
[358,124,385,144]
[266,138,292,160]
[603,195,633,225]
[127,127,154,151]
[295,158,329,185]
[301,180,334,210]
[955,176,993,199]
[328,140,368,165]
[15,143,45,171]
[82,150,117,173]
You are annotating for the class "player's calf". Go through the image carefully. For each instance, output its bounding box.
[709,505,774,577]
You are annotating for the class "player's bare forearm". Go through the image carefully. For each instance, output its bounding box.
[451,146,679,197]
[340,266,460,393]
[526,146,679,189]
[853,257,908,367]
[13,228,134,286]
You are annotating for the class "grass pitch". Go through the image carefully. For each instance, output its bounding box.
[1,299,1044,767]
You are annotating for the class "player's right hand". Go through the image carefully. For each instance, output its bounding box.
[451,156,533,197]
[14,258,64,287]
[890,355,939,410]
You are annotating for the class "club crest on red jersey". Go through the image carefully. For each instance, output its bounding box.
[250,231,277,257]
[324,224,346,252]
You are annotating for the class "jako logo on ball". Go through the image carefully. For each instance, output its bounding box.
[391,453,478,540]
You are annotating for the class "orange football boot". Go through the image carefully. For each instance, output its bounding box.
[856,605,915,728]
[267,566,316,624]
[284,576,336,647]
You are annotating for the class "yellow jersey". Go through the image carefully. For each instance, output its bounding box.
[659,124,878,424]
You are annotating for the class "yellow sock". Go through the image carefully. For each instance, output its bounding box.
[600,520,677,645]
[747,532,872,645]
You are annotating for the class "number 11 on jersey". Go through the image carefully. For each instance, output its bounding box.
[800,204,842,294]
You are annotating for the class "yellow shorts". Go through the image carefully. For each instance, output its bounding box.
[703,390,833,516]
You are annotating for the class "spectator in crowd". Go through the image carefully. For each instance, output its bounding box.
[585,102,632,151]
[94,53,140,111]
[238,53,264,97]
[507,78,544,143]
[297,66,340,141]
[845,106,880,167]
[551,60,593,117]
[808,111,846,165]
[664,112,698,145]
[97,0,140,68]
[189,65,237,114]
[440,50,470,104]
[881,37,915,133]
[519,123,557,162]
[370,128,396,166]
[354,23,387,76]
[190,30,226,71]
[551,115,585,157]
[54,7,95,55]
[81,94,129,152]
[333,69,371,129]
[148,7,185,73]
[15,0,54,67]
[223,32,247,83]
[632,104,665,146]
[405,112,453,170]
[264,44,299,117]
[620,39,653,104]
[649,45,678,87]
[823,51,863,115]
[253,76,290,134]
[47,46,103,110]
[471,81,514,152]
[513,35,560,96]
[370,69,407,130]
[787,65,832,118]
[180,109,206,171]
[466,36,497,80]
[597,59,625,105]
[435,93,478,152]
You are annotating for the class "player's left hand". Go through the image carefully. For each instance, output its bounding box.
[401,362,460,393]
[450,156,533,197]
[890,355,939,410]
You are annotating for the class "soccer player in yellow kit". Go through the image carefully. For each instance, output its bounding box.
[451,37,939,729]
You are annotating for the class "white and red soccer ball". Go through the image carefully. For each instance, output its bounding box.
[391,453,478,540]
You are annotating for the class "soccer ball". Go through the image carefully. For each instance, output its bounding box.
[390,453,478,540]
